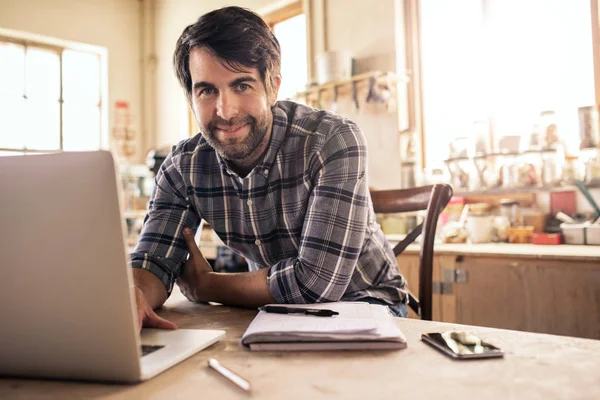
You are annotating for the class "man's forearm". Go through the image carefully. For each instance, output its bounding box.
[132,268,169,309]
[204,268,276,308]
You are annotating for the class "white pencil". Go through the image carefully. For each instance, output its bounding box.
[207,358,252,392]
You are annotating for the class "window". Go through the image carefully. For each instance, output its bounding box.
[264,1,308,100]
[417,0,595,168]
[0,36,105,155]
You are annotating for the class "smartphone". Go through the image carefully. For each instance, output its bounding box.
[421,331,504,360]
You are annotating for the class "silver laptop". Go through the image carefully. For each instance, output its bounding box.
[0,151,225,383]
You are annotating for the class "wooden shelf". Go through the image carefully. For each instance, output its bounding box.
[454,183,600,197]
[292,71,408,99]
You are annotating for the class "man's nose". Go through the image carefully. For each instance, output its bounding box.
[216,92,239,121]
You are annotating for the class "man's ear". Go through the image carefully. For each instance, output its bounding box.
[269,75,282,106]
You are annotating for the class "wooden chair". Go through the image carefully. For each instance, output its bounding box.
[370,184,453,320]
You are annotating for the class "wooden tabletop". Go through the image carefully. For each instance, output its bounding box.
[2,289,600,399]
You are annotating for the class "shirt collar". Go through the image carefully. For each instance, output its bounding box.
[254,104,287,175]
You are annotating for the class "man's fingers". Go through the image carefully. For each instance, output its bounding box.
[144,309,178,330]
[182,227,202,259]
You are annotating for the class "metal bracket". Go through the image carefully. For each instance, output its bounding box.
[442,268,455,282]
[432,281,453,295]
[442,268,469,284]
[455,269,468,284]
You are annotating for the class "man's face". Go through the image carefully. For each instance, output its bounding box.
[188,47,278,161]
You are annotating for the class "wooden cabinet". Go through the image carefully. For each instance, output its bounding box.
[396,253,600,340]
[397,253,446,321]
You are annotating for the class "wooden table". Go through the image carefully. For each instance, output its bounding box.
[2,289,600,399]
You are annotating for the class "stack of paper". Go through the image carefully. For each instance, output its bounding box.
[240,302,407,351]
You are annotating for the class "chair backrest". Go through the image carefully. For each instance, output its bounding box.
[370,184,453,320]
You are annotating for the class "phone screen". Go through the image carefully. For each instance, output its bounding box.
[422,331,504,359]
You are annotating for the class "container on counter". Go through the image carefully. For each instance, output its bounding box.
[507,226,534,244]
[560,223,587,245]
[466,212,494,243]
[521,209,547,233]
[531,233,563,245]
[499,198,521,226]
[492,216,511,242]
[585,224,600,245]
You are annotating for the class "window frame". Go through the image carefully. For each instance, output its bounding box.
[263,0,303,29]
[0,31,107,155]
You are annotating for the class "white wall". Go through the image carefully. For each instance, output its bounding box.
[0,0,144,160]
[323,0,402,189]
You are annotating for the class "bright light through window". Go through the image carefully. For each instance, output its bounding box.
[420,0,595,167]
[274,14,308,100]
[0,39,104,155]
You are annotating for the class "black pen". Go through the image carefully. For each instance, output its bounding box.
[261,305,339,317]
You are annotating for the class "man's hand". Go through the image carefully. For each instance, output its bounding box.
[134,287,178,331]
[176,227,214,303]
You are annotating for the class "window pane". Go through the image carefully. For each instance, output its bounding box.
[62,50,100,104]
[0,95,26,149]
[274,14,308,100]
[25,47,60,101]
[420,0,485,166]
[63,104,100,151]
[487,0,594,152]
[420,0,595,167]
[0,42,25,96]
[25,100,60,150]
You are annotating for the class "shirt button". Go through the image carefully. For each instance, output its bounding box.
[247,199,253,206]
[255,239,262,246]
[263,169,269,175]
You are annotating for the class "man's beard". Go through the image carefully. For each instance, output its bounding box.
[202,114,270,161]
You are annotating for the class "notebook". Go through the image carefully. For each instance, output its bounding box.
[240,302,407,351]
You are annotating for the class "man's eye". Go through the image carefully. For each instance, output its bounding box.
[199,88,216,96]
[237,83,250,91]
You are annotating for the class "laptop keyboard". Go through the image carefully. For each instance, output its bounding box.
[141,344,164,357]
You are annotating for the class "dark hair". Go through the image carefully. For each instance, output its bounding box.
[173,6,281,101]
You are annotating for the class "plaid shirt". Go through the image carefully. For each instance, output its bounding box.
[131,101,408,305]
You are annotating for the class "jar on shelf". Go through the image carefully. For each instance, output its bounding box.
[583,149,600,184]
[497,153,518,189]
[541,149,562,186]
[540,110,559,149]
[578,105,600,149]
[562,155,584,185]
[445,158,471,191]
[515,152,540,188]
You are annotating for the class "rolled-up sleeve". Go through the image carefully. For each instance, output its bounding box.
[267,122,369,303]
[129,149,201,295]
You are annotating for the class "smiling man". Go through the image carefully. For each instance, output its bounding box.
[130,6,408,330]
